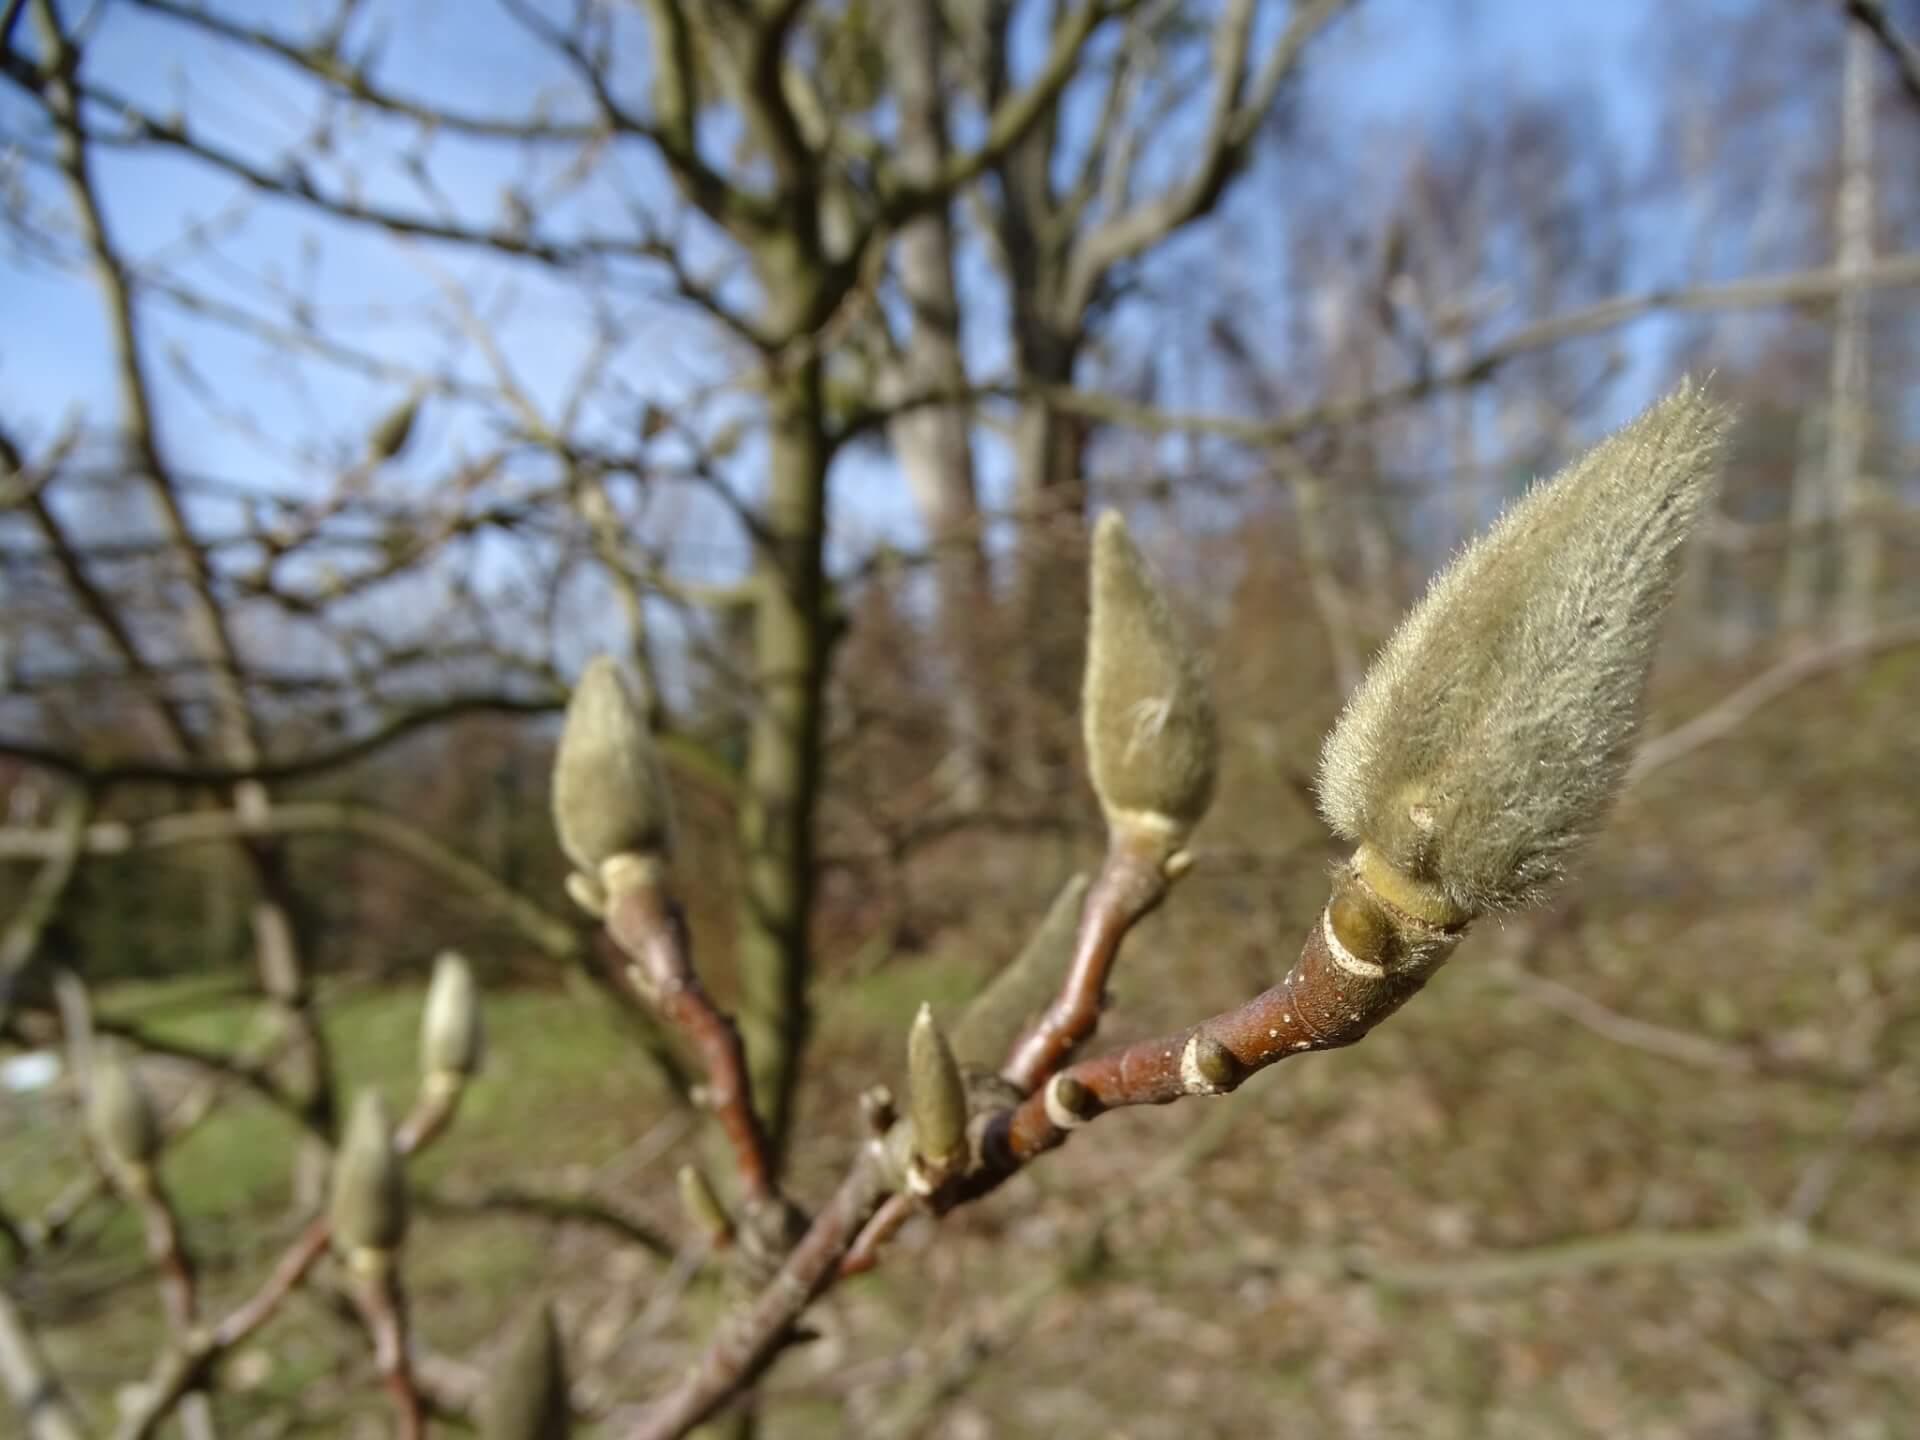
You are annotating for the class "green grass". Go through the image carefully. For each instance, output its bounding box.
[6,971,684,1435]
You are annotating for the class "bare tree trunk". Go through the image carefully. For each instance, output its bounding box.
[1832,21,1877,647]
[735,354,831,1159]
[885,0,995,808]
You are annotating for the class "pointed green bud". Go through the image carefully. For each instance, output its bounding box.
[1082,511,1217,840]
[420,950,483,1080]
[551,656,672,876]
[907,1002,967,1181]
[366,391,421,463]
[480,1303,571,1440]
[330,1090,408,1254]
[1317,380,1732,916]
[89,1049,160,1170]
[675,1164,733,1248]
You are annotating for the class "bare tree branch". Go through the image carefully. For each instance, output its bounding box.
[1063,0,1356,312]
[0,1290,87,1440]
[1842,0,1920,108]
[1627,617,1920,784]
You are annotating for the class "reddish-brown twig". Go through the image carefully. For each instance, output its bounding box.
[112,1078,458,1439]
[126,1173,196,1333]
[844,838,1172,1281]
[999,834,1171,1093]
[626,1141,895,1440]
[838,1193,908,1279]
[347,1255,424,1440]
[976,898,1452,1186]
[600,865,786,1233]
[642,889,1464,1439]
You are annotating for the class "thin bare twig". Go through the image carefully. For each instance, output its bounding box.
[1842,0,1920,109]
[347,1257,424,1440]
[111,1078,461,1439]
[999,834,1170,1092]
[0,1289,87,1440]
[0,788,90,1025]
[601,868,794,1247]
[1627,617,1920,784]
[1339,1221,1920,1303]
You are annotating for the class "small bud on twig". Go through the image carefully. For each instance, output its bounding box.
[88,1048,160,1172]
[676,1164,734,1249]
[365,390,422,463]
[480,1302,571,1440]
[1082,511,1217,843]
[552,656,672,877]
[907,1003,967,1186]
[419,950,483,1081]
[330,1090,408,1255]
[1043,1072,1098,1130]
[1317,381,1731,917]
[1181,1032,1239,1094]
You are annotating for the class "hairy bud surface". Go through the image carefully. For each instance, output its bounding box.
[1317,381,1731,915]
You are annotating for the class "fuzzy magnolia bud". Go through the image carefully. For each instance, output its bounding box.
[1317,380,1731,917]
[330,1090,408,1254]
[89,1050,160,1171]
[419,950,483,1080]
[907,1003,968,1181]
[480,1303,571,1440]
[1082,511,1217,840]
[551,656,672,876]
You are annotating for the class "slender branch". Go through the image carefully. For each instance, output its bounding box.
[0,1289,87,1440]
[0,416,80,510]
[1049,253,1920,445]
[999,832,1170,1092]
[414,1184,672,1259]
[347,1257,424,1440]
[1063,0,1355,312]
[112,1079,460,1440]
[842,252,1920,448]
[0,693,564,789]
[976,893,1447,1183]
[0,802,580,960]
[0,788,90,1025]
[640,855,1445,1437]
[205,1217,332,1355]
[122,0,608,141]
[600,863,791,1240]
[1341,1220,1920,1304]
[625,1141,897,1440]
[874,0,1130,223]
[28,0,341,1188]
[1842,0,1920,109]
[120,1171,218,1440]
[1627,617,1920,784]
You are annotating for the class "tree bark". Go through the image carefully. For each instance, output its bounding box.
[734,351,831,1158]
[885,0,995,807]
